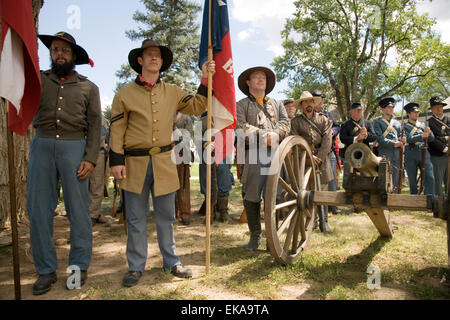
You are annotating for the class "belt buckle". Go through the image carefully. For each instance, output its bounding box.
[149,147,161,156]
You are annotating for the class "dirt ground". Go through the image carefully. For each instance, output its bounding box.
[0,202,448,300]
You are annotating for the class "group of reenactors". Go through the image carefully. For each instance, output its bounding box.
[26,31,449,296]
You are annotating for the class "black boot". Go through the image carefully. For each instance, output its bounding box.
[320,209,333,233]
[244,200,262,251]
[197,199,206,216]
[32,272,57,295]
[217,197,232,222]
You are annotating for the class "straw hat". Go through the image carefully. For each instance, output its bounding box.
[293,91,321,109]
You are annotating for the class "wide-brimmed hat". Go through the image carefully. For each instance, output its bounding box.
[238,66,275,96]
[293,91,321,109]
[128,39,173,74]
[38,31,93,66]
[378,97,395,108]
[429,96,447,108]
[404,102,420,113]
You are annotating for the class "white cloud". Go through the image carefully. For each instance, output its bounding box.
[101,95,113,110]
[238,29,252,41]
[230,0,296,56]
[415,0,450,43]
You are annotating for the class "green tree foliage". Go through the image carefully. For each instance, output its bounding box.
[115,0,202,92]
[273,0,450,120]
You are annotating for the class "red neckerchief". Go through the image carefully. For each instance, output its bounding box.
[139,75,155,90]
[59,71,74,83]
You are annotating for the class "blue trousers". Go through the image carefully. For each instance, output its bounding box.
[430,155,448,196]
[404,148,435,195]
[328,152,337,192]
[123,158,181,272]
[199,160,234,198]
[27,137,92,275]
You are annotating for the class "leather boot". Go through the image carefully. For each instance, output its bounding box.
[244,200,261,251]
[197,199,206,216]
[216,197,232,222]
[319,208,333,233]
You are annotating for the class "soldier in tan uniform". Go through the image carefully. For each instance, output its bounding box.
[109,39,215,287]
[236,66,290,251]
[291,91,333,232]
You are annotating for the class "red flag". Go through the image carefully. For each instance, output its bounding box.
[0,0,41,136]
[199,0,236,164]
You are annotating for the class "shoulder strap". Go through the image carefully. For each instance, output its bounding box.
[301,113,324,137]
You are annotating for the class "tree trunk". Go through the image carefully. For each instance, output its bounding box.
[0,0,43,231]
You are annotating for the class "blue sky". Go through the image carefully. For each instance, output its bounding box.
[37,0,449,111]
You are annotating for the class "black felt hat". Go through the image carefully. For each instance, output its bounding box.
[38,31,93,66]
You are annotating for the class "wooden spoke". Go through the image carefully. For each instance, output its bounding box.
[275,199,297,211]
[277,207,296,237]
[284,155,299,192]
[283,212,298,253]
[279,176,297,197]
[299,150,306,182]
[299,209,306,241]
[302,166,313,190]
[293,146,300,187]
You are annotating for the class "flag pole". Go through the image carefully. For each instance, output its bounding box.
[5,101,21,300]
[205,0,213,275]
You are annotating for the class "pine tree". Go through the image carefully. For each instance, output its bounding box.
[115,0,202,93]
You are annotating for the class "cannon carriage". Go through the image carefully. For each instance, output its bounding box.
[263,136,450,265]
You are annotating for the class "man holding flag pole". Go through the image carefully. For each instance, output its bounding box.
[198,0,236,272]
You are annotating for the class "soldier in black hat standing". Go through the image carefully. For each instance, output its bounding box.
[373,97,406,193]
[403,102,435,195]
[339,102,376,157]
[28,32,101,295]
[428,96,449,195]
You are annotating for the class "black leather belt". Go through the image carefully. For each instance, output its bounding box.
[124,144,173,156]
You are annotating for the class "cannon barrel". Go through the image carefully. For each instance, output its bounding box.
[345,143,382,176]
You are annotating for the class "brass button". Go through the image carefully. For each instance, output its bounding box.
[56,135,60,138]
[59,97,63,100]
[151,93,156,96]
[152,138,158,142]
[58,107,62,111]
[152,110,158,113]
[56,119,60,123]
[152,101,156,105]
[153,119,158,123]
[61,86,64,89]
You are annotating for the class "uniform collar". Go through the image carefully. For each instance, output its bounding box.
[135,74,161,89]
[45,69,83,84]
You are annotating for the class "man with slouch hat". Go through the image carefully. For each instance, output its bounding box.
[28,32,101,295]
[109,39,215,287]
[236,66,290,251]
[290,91,333,232]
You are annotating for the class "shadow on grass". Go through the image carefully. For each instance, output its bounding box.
[298,236,391,298]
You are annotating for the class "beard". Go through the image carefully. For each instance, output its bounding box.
[51,58,76,77]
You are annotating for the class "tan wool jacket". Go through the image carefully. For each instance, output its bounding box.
[109,77,207,196]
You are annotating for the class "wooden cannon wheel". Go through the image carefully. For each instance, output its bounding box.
[264,136,318,264]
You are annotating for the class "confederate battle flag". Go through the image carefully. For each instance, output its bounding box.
[199,0,236,164]
[0,0,41,135]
